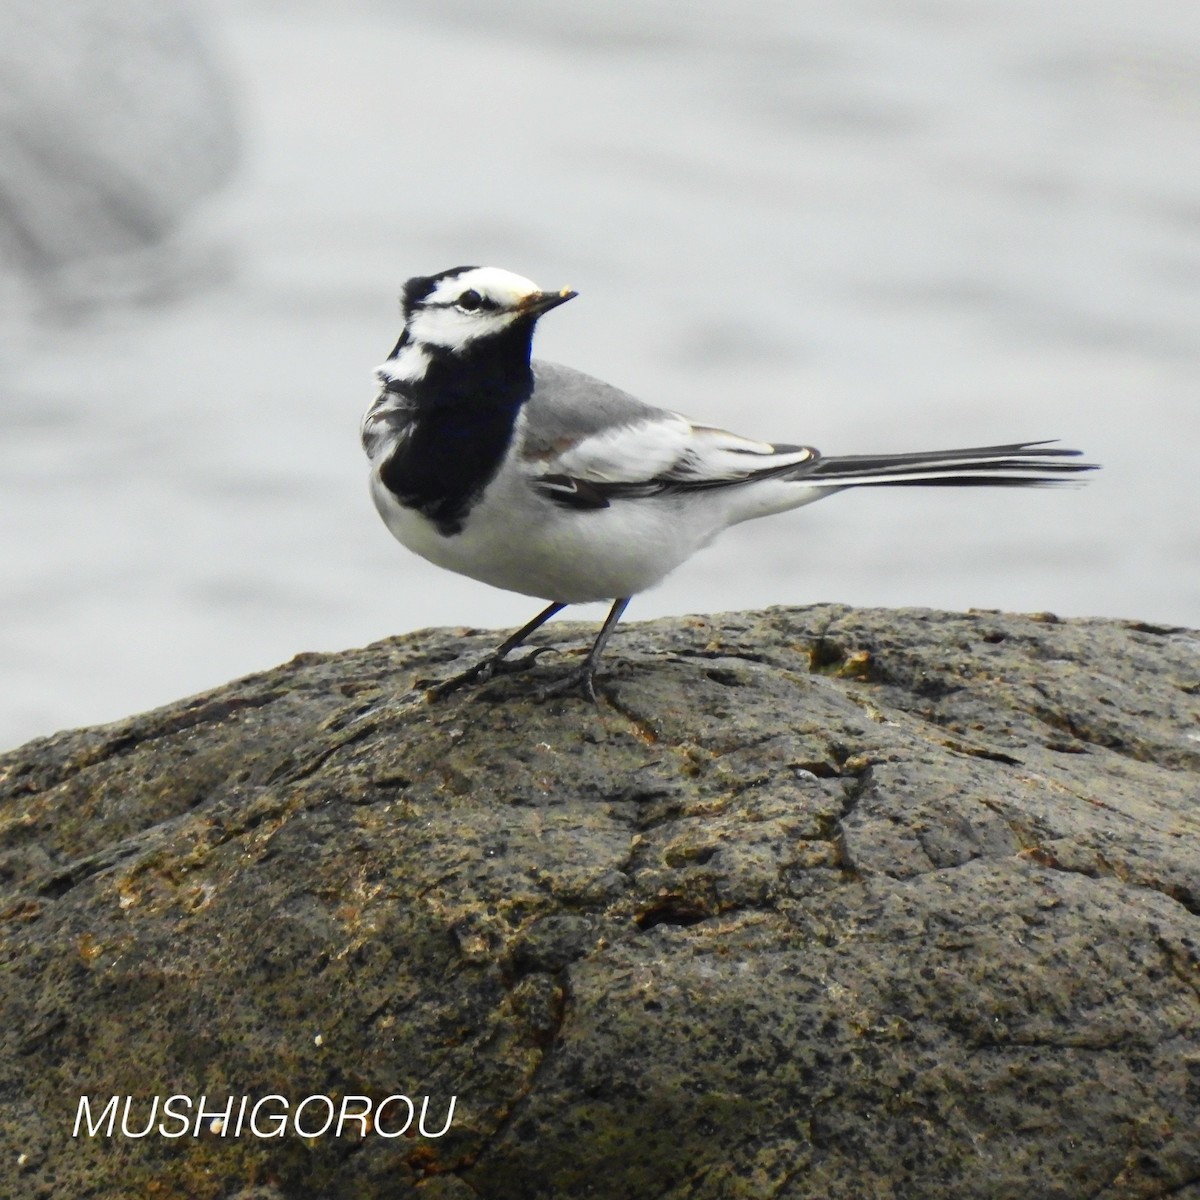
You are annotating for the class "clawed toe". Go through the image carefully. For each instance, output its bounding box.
[535,663,601,703]
[424,645,558,701]
[493,646,557,675]
[418,597,628,704]
[423,661,491,701]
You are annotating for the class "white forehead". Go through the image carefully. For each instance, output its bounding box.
[425,267,541,306]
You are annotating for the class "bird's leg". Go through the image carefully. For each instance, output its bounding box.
[537,597,631,703]
[425,601,566,700]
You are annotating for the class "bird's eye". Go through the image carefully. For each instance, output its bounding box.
[456,289,483,311]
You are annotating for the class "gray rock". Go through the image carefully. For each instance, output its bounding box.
[0,605,1197,1199]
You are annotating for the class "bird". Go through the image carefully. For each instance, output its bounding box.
[361,265,1096,701]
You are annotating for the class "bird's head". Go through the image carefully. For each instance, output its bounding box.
[399,266,577,353]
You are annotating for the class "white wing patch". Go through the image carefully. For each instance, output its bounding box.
[529,414,816,496]
[671,424,814,482]
[553,414,695,483]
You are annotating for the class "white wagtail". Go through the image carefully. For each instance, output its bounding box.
[361,266,1096,701]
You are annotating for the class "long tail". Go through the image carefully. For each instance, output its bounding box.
[805,440,1098,487]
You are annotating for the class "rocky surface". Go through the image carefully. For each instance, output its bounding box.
[0,604,1197,1199]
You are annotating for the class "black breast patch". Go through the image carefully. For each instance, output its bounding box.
[377,328,536,536]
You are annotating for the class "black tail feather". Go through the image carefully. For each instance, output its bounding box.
[807,441,1098,487]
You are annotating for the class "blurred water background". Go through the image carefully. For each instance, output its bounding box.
[2,0,1198,750]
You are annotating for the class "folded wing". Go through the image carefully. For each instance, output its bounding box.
[529,414,820,509]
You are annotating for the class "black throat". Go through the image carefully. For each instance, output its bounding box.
[377,321,536,535]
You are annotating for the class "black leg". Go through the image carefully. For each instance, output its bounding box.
[426,601,566,700]
[537,597,631,702]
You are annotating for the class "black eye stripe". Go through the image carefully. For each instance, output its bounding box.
[460,289,501,312]
[420,290,499,309]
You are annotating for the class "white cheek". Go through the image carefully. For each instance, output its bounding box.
[408,307,517,350]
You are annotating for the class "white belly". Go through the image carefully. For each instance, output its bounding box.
[370,468,731,603]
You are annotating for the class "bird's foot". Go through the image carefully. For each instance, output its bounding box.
[534,660,602,703]
[424,646,556,701]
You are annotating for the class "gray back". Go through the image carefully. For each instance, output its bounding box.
[522,361,663,457]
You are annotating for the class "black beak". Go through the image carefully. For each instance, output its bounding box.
[520,287,578,317]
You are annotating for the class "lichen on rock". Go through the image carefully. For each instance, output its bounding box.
[1,605,1197,1198]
